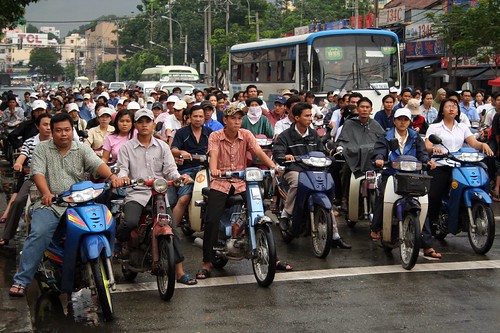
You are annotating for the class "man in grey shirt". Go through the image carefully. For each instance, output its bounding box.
[9,113,115,297]
[113,108,197,285]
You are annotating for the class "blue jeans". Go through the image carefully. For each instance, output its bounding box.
[13,207,61,287]
[166,166,201,206]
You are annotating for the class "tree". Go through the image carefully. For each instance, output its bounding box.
[96,60,121,82]
[0,1,40,30]
[65,61,76,82]
[26,23,38,33]
[29,47,64,77]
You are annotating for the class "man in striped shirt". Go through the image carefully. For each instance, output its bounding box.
[0,114,52,247]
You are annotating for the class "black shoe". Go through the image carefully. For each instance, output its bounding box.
[332,238,351,249]
[278,217,289,231]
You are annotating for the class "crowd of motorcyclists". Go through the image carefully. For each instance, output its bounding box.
[0,82,499,297]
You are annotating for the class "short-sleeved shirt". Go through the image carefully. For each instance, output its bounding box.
[374,110,394,131]
[208,128,259,194]
[31,140,104,216]
[117,136,181,207]
[86,125,115,149]
[490,112,500,137]
[102,133,132,163]
[426,120,473,166]
[459,103,479,122]
[171,125,212,171]
[274,117,294,137]
[204,119,224,131]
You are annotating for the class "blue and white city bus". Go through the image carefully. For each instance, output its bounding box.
[229,29,401,109]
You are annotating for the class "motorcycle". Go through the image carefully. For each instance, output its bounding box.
[377,148,432,270]
[334,146,377,228]
[428,134,495,254]
[178,154,209,236]
[247,134,274,204]
[115,177,180,301]
[35,178,117,322]
[276,151,335,258]
[195,167,277,287]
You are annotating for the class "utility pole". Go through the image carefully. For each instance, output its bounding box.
[168,0,174,65]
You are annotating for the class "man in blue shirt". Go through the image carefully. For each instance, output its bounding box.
[202,101,223,131]
[459,90,479,122]
[170,105,212,226]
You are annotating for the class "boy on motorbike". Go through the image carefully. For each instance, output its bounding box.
[371,108,438,257]
[272,102,351,249]
[196,105,281,279]
[112,109,197,285]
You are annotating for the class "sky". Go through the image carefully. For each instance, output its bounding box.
[24,0,142,37]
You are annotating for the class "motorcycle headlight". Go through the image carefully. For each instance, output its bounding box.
[63,188,104,203]
[392,161,421,171]
[454,152,484,162]
[153,178,168,193]
[245,168,263,181]
[302,157,332,167]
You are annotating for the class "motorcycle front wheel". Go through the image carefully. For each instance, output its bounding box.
[252,224,277,287]
[157,236,175,301]
[468,202,495,254]
[400,213,421,270]
[311,205,333,258]
[90,256,114,321]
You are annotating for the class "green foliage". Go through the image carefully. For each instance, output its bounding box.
[65,61,76,81]
[119,50,162,80]
[97,61,121,82]
[0,0,39,30]
[26,23,38,33]
[29,47,64,76]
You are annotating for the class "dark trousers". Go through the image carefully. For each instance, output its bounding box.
[2,179,32,240]
[117,200,184,264]
[203,187,246,263]
[427,167,452,223]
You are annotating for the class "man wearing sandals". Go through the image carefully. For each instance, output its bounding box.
[196,105,291,280]
[9,113,116,297]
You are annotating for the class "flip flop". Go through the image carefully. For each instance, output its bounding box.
[196,269,211,280]
[423,248,442,259]
[9,283,26,297]
[491,194,500,202]
[177,274,197,285]
[276,260,293,271]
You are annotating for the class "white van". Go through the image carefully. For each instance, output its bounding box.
[154,81,195,95]
[135,81,159,97]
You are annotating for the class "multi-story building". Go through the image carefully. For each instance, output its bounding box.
[60,33,86,75]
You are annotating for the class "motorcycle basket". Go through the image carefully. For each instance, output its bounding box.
[393,173,432,197]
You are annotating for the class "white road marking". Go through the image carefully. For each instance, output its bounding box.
[113,259,500,293]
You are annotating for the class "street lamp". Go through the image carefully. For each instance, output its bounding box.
[149,40,170,62]
[130,43,145,50]
[160,15,188,65]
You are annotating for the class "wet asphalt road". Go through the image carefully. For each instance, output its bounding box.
[25,206,500,333]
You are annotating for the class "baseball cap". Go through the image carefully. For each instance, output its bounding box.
[224,105,244,117]
[146,97,155,103]
[74,94,84,101]
[98,92,110,100]
[32,100,46,110]
[83,93,91,100]
[152,102,163,110]
[51,95,63,104]
[29,92,39,99]
[166,95,180,103]
[134,108,155,121]
[389,86,399,93]
[200,101,214,110]
[173,100,187,110]
[98,107,113,117]
[407,99,421,115]
[393,108,411,119]
[150,90,158,95]
[183,95,195,104]
[127,101,141,110]
[68,103,80,112]
[274,95,287,104]
[281,89,293,96]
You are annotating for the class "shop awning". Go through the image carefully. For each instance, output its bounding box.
[488,77,500,86]
[429,67,489,78]
[403,59,441,72]
[471,69,498,81]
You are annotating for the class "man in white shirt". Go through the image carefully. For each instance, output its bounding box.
[274,96,301,139]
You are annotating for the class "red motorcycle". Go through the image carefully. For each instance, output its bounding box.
[116,178,180,301]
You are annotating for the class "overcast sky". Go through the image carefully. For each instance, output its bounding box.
[24,0,141,37]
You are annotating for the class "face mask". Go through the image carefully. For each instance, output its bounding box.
[258,95,264,100]
[147,103,152,110]
[248,106,261,114]
[76,101,83,108]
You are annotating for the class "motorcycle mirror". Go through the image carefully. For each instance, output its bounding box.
[389,138,399,152]
[110,166,120,175]
[135,178,145,186]
[336,146,344,153]
[428,134,442,145]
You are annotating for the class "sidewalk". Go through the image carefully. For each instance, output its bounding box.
[0,176,33,332]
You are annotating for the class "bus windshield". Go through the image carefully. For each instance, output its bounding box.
[311,34,399,92]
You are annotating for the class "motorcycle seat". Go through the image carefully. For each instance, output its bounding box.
[201,187,244,206]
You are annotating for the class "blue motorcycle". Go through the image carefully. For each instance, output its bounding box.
[35,180,116,321]
[196,167,276,287]
[276,151,335,258]
[429,135,495,254]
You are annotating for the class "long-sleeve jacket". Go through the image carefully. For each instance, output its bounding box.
[372,127,429,175]
[272,123,323,172]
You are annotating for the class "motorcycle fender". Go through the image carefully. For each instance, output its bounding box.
[80,234,112,262]
[417,195,428,232]
[463,188,492,206]
[188,168,208,232]
[348,173,363,222]
[307,192,332,211]
[152,224,173,263]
